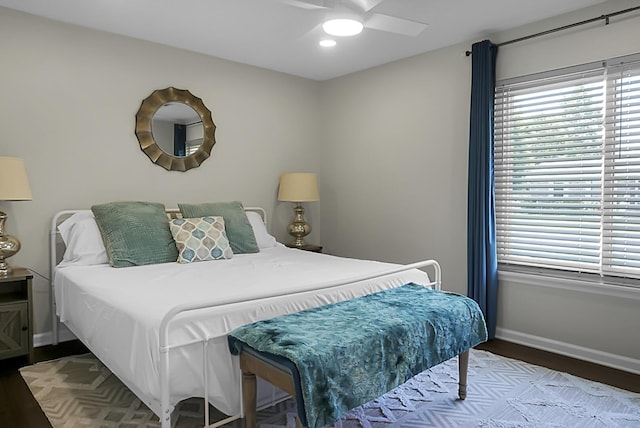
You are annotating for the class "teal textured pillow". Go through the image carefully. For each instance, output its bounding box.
[169,216,233,263]
[91,201,178,268]
[178,201,259,254]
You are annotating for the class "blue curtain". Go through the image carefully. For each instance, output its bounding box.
[174,124,187,156]
[467,40,498,339]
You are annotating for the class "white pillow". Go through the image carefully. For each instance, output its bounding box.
[57,211,109,266]
[246,211,277,249]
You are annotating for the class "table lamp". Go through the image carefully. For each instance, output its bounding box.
[278,173,319,248]
[0,157,32,275]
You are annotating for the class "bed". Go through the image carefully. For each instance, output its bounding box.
[50,204,441,428]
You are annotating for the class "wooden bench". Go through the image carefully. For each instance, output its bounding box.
[228,284,487,428]
[239,348,470,428]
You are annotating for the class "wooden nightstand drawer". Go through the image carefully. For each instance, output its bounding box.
[0,268,34,363]
[0,301,29,360]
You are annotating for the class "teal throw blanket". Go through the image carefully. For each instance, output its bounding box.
[228,283,488,428]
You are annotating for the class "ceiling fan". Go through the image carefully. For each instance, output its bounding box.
[280,0,428,37]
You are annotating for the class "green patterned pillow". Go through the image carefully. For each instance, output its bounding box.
[178,201,259,254]
[91,201,178,268]
[169,216,233,263]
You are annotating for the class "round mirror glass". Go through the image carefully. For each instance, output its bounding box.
[152,103,204,157]
[135,87,216,172]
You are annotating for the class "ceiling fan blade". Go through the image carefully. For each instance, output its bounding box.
[365,13,428,37]
[349,0,385,13]
[279,0,329,10]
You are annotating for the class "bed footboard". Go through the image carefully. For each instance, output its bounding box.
[157,261,442,428]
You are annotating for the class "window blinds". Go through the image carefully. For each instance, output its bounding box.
[603,59,640,277]
[494,53,640,281]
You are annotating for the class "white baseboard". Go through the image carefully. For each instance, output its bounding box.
[33,324,77,348]
[496,327,640,375]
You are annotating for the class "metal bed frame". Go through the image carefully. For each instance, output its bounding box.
[50,208,441,428]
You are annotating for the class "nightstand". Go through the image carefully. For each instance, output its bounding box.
[0,268,33,363]
[286,243,323,253]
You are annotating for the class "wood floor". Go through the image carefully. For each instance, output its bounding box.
[0,339,638,428]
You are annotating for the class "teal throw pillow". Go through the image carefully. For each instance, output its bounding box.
[178,201,259,254]
[169,216,233,263]
[91,201,178,267]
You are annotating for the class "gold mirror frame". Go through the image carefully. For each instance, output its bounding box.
[135,87,216,172]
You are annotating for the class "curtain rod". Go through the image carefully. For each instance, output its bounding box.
[465,5,640,56]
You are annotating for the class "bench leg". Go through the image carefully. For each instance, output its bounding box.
[458,350,469,400]
[242,371,257,428]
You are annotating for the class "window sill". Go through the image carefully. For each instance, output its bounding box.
[498,270,640,301]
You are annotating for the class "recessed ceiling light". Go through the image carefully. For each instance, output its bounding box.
[319,39,337,47]
[322,18,363,37]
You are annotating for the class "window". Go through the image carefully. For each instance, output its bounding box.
[494,53,640,284]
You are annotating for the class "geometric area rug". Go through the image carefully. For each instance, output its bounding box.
[19,349,640,428]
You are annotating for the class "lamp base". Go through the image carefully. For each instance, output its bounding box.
[287,204,311,248]
[0,260,12,276]
[0,211,21,276]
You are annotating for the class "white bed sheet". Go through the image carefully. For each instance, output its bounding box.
[54,245,431,417]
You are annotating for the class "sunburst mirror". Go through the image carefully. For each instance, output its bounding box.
[135,87,216,172]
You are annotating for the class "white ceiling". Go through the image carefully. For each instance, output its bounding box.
[0,0,608,81]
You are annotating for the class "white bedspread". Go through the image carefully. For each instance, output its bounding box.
[54,245,431,417]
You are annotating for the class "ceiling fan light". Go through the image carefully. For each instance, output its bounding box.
[322,18,363,36]
[319,39,337,47]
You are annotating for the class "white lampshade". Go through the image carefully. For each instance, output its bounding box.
[0,157,32,201]
[278,173,320,202]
